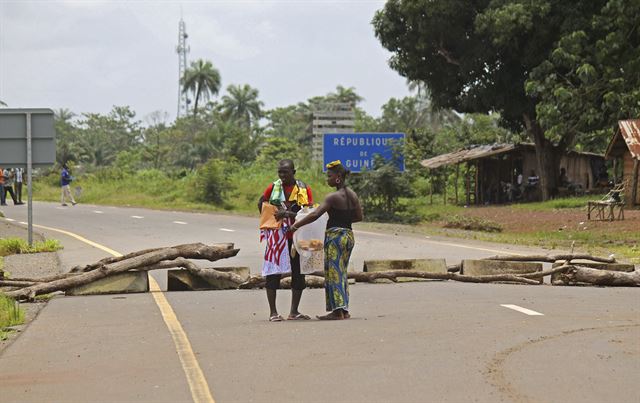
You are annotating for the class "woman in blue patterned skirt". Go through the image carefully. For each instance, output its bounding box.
[289,160,363,320]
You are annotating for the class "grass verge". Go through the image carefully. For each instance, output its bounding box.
[0,238,63,257]
[0,294,24,341]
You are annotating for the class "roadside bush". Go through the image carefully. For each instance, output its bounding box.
[442,215,503,232]
[194,158,236,206]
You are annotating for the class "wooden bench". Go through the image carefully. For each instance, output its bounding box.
[587,201,624,221]
[587,181,626,221]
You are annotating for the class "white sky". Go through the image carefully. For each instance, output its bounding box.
[0,0,411,124]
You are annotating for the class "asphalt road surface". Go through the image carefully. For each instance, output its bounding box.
[0,202,638,403]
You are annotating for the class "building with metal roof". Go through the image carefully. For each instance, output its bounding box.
[605,119,640,206]
[421,143,605,205]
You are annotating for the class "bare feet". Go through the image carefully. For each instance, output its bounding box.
[317,310,345,320]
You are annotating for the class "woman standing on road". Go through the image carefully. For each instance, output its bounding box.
[289,160,363,320]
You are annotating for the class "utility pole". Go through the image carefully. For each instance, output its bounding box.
[176,16,190,118]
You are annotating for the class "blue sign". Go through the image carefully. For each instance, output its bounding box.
[323,133,405,172]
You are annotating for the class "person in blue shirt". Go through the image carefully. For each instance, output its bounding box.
[60,164,77,206]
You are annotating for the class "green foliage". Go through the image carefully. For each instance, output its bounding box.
[442,215,503,233]
[193,158,236,206]
[351,155,416,223]
[257,137,301,164]
[0,238,62,257]
[182,59,222,116]
[0,294,24,340]
[373,0,633,199]
[526,0,640,152]
[220,84,264,127]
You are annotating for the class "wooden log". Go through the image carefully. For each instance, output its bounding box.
[0,280,38,287]
[69,247,164,272]
[238,270,541,288]
[557,266,640,287]
[484,253,616,264]
[5,243,239,301]
[9,273,80,283]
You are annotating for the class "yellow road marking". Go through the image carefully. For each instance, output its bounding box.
[14,220,215,403]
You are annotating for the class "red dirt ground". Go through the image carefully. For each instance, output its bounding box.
[459,205,640,236]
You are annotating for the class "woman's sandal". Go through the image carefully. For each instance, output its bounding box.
[269,315,284,322]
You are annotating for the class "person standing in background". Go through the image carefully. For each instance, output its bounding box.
[0,166,6,206]
[13,168,24,204]
[60,163,77,206]
[2,167,20,205]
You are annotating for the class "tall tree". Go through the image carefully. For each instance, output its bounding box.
[220,84,263,127]
[373,0,611,200]
[76,106,142,166]
[328,85,364,107]
[526,0,640,152]
[182,59,221,116]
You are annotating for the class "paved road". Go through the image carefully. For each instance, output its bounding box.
[0,202,638,402]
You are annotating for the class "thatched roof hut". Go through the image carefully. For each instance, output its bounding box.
[421,143,605,205]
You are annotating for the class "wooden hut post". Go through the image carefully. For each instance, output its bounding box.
[429,173,433,205]
[443,168,448,205]
[632,159,639,206]
[465,163,471,206]
[455,164,459,205]
[475,161,480,204]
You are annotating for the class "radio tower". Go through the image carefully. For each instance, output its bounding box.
[176,16,190,118]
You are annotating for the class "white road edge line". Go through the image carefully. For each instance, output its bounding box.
[219,228,235,232]
[5,218,15,222]
[93,210,104,214]
[173,221,187,225]
[131,215,144,219]
[355,229,526,256]
[500,304,544,316]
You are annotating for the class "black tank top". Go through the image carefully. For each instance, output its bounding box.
[326,188,356,229]
[326,207,356,229]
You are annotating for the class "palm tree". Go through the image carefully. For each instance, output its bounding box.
[220,84,264,127]
[407,80,460,131]
[181,59,221,116]
[329,85,364,107]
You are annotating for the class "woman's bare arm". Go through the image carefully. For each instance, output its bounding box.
[352,192,364,223]
[290,193,334,231]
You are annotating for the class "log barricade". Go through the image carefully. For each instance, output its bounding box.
[0,246,637,301]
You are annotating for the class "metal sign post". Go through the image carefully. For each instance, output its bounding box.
[26,112,33,245]
[0,109,56,246]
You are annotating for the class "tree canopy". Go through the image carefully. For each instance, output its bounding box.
[181,59,222,116]
[373,0,639,199]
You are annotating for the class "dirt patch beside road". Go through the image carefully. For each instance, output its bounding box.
[461,205,640,234]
